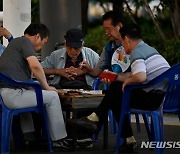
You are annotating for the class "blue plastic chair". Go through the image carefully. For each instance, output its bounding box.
[0,72,53,153]
[115,64,180,154]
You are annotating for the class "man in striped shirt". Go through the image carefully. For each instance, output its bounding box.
[120,24,170,92]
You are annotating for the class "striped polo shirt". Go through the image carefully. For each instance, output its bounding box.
[130,41,170,91]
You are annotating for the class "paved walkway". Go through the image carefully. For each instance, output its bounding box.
[131,113,179,126]
[11,123,180,154]
[10,113,179,153]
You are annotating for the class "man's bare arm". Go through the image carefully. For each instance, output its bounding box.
[88,67,103,77]
[27,56,56,91]
[0,27,12,39]
[116,72,132,82]
[122,72,146,91]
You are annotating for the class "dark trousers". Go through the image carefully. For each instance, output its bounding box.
[95,82,165,138]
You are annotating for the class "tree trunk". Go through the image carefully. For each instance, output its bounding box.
[124,0,137,24]
[143,0,167,42]
[81,0,89,35]
[168,0,180,38]
[111,0,124,15]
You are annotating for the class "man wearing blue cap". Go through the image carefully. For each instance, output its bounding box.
[41,28,99,90]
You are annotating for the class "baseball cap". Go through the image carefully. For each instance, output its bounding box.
[64,29,84,48]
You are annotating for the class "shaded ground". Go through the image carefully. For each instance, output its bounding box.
[11,117,180,154]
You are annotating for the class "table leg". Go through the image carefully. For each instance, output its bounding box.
[103,113,108,149]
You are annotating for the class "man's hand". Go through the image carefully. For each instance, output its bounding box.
[122,72,147,91]
[79,61,91,73]
[46,85,58,92]
[66,66,85,77]
[53,67,85,80]
[101,78,112,86]
[99,70,116,85]
[122,80,128,92]
[54,68,74,80]
[0,27,12,39]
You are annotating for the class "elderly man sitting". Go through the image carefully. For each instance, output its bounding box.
[41,28,99,90]
[41,29,99,149]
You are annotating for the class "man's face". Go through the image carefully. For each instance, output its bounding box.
[103,19,120,41]
[65,45,82,61]
[34,36,48,52]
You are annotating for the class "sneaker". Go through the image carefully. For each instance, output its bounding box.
[77,138,93,148]
[52,140,72,151]
[63,138,93,148]
[67,117,98,134]
[118,142,138,153]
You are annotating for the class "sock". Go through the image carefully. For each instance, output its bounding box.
[126,136,136,144]
[87,112,99,122]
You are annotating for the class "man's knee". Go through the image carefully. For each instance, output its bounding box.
[43,90,61,105]
[50,91,60,101]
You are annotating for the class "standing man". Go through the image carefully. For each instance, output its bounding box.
[0,23,67,148]
[41,28,99,90]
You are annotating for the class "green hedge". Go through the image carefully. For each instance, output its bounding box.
[160,39,180,66]
[141,21,180,66]
[84,26,108,55]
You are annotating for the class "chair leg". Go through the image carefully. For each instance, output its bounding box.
[92,134,98,141]
[135,113,141,132]
[151,112,164,154]
[2,110,14,154]
[112,116,117,134]
[108,110,117,134]
[142,114,153,141]
[41,112,53,152]
[115,114,126,153]
[12,116,23,149]
[0,112,2,144]
[103,113,109,149]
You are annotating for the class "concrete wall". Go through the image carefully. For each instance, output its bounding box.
[40,0,82,60]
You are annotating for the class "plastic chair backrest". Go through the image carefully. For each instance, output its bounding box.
[0,72,52,153]
[123,64,180,113]
[162,65,180,113]
[92,77,108,90]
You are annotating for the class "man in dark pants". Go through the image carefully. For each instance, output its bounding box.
[66,10,134,151]
[68,24,170,153]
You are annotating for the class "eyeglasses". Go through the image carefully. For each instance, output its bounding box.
[103,26,116,32]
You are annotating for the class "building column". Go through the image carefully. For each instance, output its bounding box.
[39,0,82,60]
[3,0,31,46]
